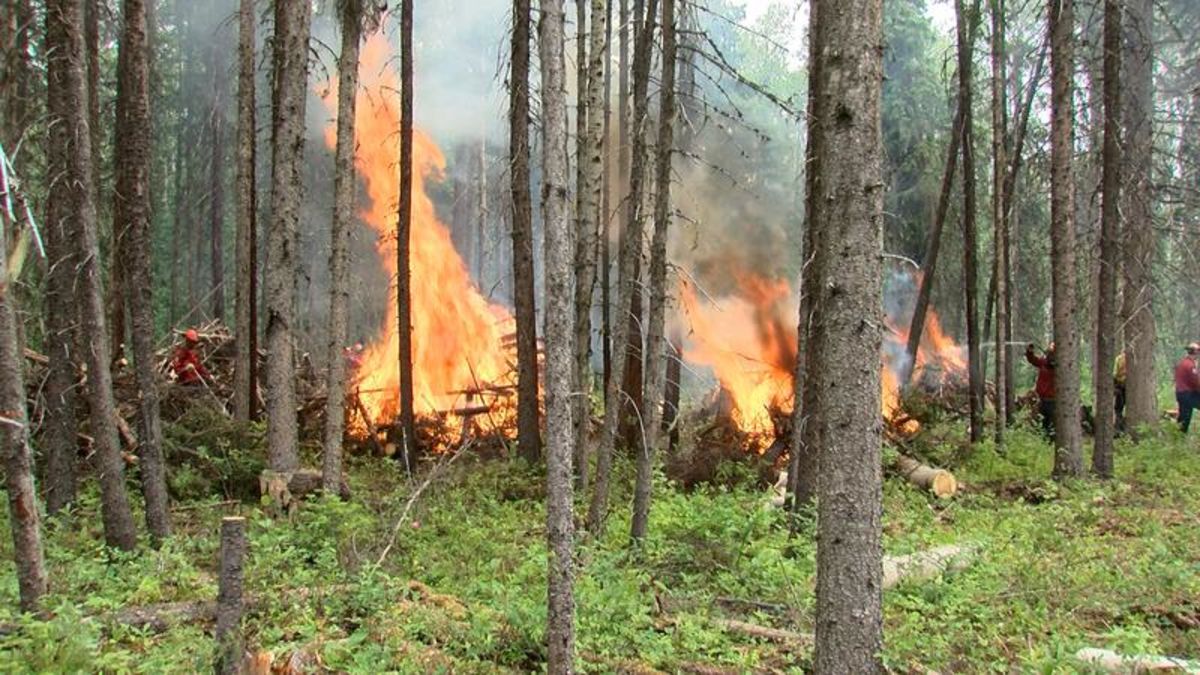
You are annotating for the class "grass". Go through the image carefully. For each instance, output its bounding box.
[0,420,1198,673]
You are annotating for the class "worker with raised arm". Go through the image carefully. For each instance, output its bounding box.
[171,328,213,386]
[1025,342,1056,439]
[1174,343,1200,433]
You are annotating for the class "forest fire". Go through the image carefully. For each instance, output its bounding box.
[321,34,518,438]
[678,269,966,445]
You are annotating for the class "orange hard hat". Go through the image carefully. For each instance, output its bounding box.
[184,329,199,343]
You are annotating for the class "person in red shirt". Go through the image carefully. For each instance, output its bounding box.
[1174,343,1200,433]
[1025,342,1056,439]
[171,329,212,386]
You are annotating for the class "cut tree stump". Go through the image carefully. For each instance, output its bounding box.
[216,517,246,675]
[1075,648,1199,673]
[894,454,959,498]
[882,544,977,590]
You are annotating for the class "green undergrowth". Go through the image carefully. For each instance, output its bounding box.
[0,422,1198,673]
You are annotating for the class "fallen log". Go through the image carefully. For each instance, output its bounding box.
[882,544,976,590]
[893,454,958,498]
[712,618,812,644]
[1074,647,1199,673]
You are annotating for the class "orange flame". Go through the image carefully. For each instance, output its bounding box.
[321,33,517,433]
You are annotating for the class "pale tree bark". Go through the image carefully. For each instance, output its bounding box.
[956,0,984,445]
[1092,0,1121,478]
[589,0,656,535]
[397,0,417,465]
[1049,0,1084,478]
[606,0,630,403]
[209,41,226,322]
[265,0,311,473]
[322,0,363,494]
[572,0,607,492]
[538,2,577,671]
[115,0,170,541]
[49,0,139,550]
[510,0,541,462]
[1120,0,1155,430]
[599,0,615,417]
[631,0,675,543]
[991,0,1009,447]
[0,162,48,614]
[808,0,885,668]
[233,0,257,422]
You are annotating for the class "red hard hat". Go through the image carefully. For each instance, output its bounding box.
[184,329,199,343]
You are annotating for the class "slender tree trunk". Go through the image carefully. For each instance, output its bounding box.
[322,0,363,494]
[589,0,657,534]
[991,0,1009,446]
[2,0,34,151]
[49,0,139,550]
[395,0,417,465]
[1120,0,1155,430]
[233,0,256,422]
[571,0,588,481]
[509,0,540,462]
[1049,0,1084,478]
[599,0,614,419]
[573,0,608,489]
[115,0,170,541]
[956,0,984,445]
[607,0,630,404]
[631,0,675,543]
[0,157,47,614]
[264,0,311,473]
[808,0,885,668]
[209,41,226,322]
[538,3,576,670]
[1092,0,1121,477]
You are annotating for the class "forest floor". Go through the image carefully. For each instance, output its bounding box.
[1,410,1199,673]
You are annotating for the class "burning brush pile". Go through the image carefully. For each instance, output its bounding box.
[674,265,968,476]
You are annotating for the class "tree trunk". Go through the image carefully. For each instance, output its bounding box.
[209,41,226,323]
[990,0,1009,447]
[215,517,246,674]
[956,0,984,445]
[1092,0,1121,478]
[0,163,47,613]
[538,2,577,670]
[1049,0,1084,478]
[607,0,630,406]
[233,0,257,422]
[808,0,885,669]
[631,0,675,543]
[396,0,417,466]
[599,0,615,421]
[264,0,311,474]
[2,0,34,151]
[48,0,139,550]
[572,0,608,492]
[589,0,656,534]
[322,0,362,495]
[115,0,170,541]
[1120,0,1155,430]
[510,0,541,463]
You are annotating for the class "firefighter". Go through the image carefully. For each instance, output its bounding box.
[1174,343,1200,434]
[1025,342,1056,439]
[171,329,213,386]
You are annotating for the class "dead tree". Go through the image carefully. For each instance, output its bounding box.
[956,0,984,445]
[114,0,170,541]
[233,0,257,422]
[396,0,418,465]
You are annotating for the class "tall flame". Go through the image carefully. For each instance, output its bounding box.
[322,33,516,430]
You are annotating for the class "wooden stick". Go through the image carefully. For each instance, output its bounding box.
[215,517,246,675]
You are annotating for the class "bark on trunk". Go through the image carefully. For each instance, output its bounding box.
[510,0,541,462]
[264,0,311,473]
[322,0,363,495]
[396,0,417,466]
[209,42,226,322]
[957,0,984,445]
[48,0,140,550]
[1049,0,1084,478]
[115,0,170,541]
[632,0,675,543]
[215,517,246,675]
[589,0,656,534]
[990,0,1009,447]
[808,0,885,670]
[1120,0,1156,431]
[233,0,257,422]
[1091,0,1120,478]
[0,169,47,612]
[599,0,615,427]
[607,0,630,405]
[538,2,577,670]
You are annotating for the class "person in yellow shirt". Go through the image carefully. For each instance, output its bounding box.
[1114,350,1127,433]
